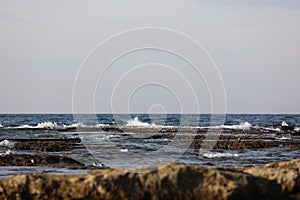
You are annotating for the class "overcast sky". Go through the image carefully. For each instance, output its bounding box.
[0,0,299,114]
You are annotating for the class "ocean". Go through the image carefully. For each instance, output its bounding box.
[0,114,300,177]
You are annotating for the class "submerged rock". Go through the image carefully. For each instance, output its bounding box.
[1,159,300,199]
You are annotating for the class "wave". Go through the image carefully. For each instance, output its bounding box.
[218,122,252,130]
[264,127,281,132]
[125,117,159,128]
[2,121,117,131]
[201,152,239,158]
[12,122,59,130]
[0,119,293,134]
[120,148,129,152]
[276,136,291,140]
[281,121,289,127]
[7,122,85,130]
[0,140,15,148]
[0,149,12,156]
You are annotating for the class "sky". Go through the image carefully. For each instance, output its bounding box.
[0,0,299,114]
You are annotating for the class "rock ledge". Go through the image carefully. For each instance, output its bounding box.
[1,159,300,199]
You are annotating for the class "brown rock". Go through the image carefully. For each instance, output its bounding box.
[2,160,300,199]
[240,159,300,195]
[13,138,82,152]
[0,154,84,168]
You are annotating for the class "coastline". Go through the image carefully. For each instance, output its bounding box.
[0,114,300,199]
[0,159,300,199]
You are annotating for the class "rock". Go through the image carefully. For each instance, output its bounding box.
[101,126,124,133]
[159,128,178,133]
[13,138,82,152]
[190,134,300,150]
[2,160,300,199]
[0,154,84,168]
[240,159,300,195]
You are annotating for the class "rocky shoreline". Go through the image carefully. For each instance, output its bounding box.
[0,159,300,199]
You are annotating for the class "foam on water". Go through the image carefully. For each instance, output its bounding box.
[36,122,59,129]
[202,152,239,158]
[281,121,289,127]
[277,136,291,140]
[120,148,128,152]
[219,122,252,130]
[4,122,118,130]
[1,118,286,133]
[63,122,85,129]
[0,140,15,148]
[0,149,12,156]
[125,117,158,128]
[94,124,111,128]
[264,127,281,132]
[13,122,59,129]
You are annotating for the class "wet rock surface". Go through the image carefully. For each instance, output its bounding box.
[13,138,82,152]
[148,133,300,150]
[1,159,300,199]
[0,154,84,168]
[191,134,300,150]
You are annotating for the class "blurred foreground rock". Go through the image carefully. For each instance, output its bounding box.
[1,159,300,199]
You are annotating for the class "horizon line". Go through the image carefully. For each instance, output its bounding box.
[1,112,300,115]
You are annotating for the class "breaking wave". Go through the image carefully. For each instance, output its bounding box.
[0,118,296,134]
[218,122,252,130]
[125,117,159,128]
[7,122,85,130]
[0,140,15,148]
[0,149,12,156]
[201,152,239,158]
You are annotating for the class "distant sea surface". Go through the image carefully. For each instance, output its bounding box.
[0,114,300,177]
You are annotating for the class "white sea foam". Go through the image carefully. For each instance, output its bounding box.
[0,140,15,148]
[219,122,252,130]
[0,149,12,156]
[202,152,239,158]
[281,121,289,127]
[0,124,3,128]
[14,122,59,129]
[6,122,116,130]
[94,124,110,128]
[36,122,59,129]
[265,127,281,132]
[13,125,32,129]
[277,136,291,140]
[125,117,158,128]
[120,148,128,152]
[63,122,85,129]
[295,128,300,131]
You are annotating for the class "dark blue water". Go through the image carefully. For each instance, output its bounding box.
[1,114,299,128]
[0,114,300,176]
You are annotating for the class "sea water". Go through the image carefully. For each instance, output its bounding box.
[0,114,299,177]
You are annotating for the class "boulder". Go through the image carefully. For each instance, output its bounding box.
[2,160,300,199]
